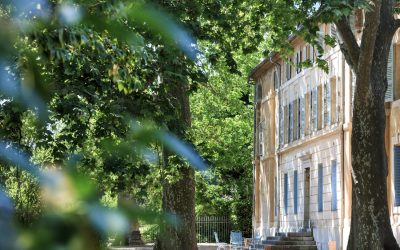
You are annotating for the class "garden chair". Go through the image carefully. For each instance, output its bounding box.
[214,232,228,250]
[247,233,262,250]
[230,231,244,250]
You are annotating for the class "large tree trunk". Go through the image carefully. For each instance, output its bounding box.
[347,13,399,247]
[155,81,197,250]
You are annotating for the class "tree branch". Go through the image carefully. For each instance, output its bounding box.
[335,16,360,72]
[357,0,382,86]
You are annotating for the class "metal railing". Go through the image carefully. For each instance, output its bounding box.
[196,216,231,243]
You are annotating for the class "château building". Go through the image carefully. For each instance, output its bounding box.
[250,20,400,249]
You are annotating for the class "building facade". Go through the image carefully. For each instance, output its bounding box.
[250,22,400,250]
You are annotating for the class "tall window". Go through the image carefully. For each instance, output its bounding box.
[294,170,298,214]
[331,160,337,211]
[394,146,400,206]
[284,173,288,215]
[318,164,323,212]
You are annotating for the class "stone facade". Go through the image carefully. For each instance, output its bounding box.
[250,23,400,250]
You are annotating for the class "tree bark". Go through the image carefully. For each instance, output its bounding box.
[347,4,399,247]
[155,81,197,250]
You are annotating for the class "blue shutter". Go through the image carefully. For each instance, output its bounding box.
[318,164,323,212]
[294,170,298,214]
[284,173,288,215]
[331,160,337,211]
[395,146,400,206]
[300,96,305,136]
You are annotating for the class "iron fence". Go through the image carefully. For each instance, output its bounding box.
[196,216,230,243]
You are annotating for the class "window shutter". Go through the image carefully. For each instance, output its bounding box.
[286,62,290,82]
[284,173,288,215]
[312,88,318,131]
[326,81,331,126]
[330,24,337,40]
[310,46,315,63]
[293,99,298,140]
[331,160,337,210]
[317,31,324,57]
[300,96,305,137]
[386,45,394,102]
[294,170,298,214]
[279,107,284,147]
[318,164,323,212]
[284,105,289,144]
[297,98,301,139]
[394,146,400,206]
[289,102,293,142]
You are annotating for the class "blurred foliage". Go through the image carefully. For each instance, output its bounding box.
[0,0,274,248]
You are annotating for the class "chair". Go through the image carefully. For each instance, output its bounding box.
[230,231,243,250]
[247,233,262,250]
[214,232,228,250]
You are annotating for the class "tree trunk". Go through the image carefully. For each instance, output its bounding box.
[155,81,197,250]
[347,42,399,249]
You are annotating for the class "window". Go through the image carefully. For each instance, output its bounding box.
[318,164,323,212]
[284,173,288,215]
[317,85,323,130]
[331,160,337,211]
[258,122,264,156]
[394,146,400,206]
[294,170,298,214]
